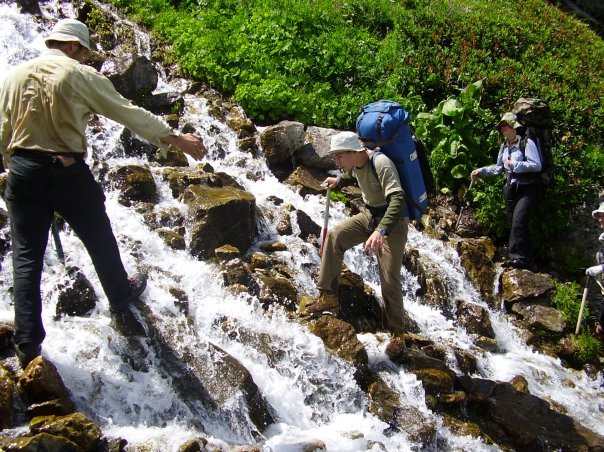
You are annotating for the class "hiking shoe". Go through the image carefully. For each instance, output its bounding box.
[385,337,406,360]
[15,342,41,369]
[128,272,148,301]
[111,305,146,337]
[302,291,339,318]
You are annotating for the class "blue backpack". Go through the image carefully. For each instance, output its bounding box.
[356,100,429,220]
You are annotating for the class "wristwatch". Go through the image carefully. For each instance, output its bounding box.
[376,227,387,237]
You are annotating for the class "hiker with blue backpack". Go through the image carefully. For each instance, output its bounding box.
[471,112,542,270]
[301,131,410,334]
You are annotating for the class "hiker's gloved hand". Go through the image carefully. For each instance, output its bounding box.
[599,232,604,244]
[586,265,604,277]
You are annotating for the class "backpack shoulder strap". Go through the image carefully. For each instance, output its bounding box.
[368,151,380,180]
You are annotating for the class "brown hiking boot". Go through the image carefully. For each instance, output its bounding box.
[385,337,406,360]
[302,290,339,318]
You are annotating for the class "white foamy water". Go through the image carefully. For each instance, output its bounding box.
[1,2,602,451]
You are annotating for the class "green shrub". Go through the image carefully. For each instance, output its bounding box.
[573,331,602,365]
[551,281,586,326]
[106,0,604,269]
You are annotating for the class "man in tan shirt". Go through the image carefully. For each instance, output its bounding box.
[0,19,207,368]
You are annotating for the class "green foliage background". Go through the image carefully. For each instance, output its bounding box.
[106,0,603,268]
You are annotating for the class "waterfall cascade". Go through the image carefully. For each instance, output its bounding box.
[0,2,603,451]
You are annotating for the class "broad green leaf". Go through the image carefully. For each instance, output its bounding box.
[451,164,467,179]
[442,98,464,117]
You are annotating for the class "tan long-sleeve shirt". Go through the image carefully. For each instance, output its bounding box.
[0,49,172,162]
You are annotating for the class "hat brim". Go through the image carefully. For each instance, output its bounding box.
[593,210,604,218]
[45,32,91,51]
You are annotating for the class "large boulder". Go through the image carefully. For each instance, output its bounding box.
[0,365,14,429]
[284,164,327,197]
[295,126,338,170]
[452,237,497,306]
[511,301,566,334]
[259,121,305,165]
[29,412,104,451]
[456,300,496,339]
[55,267,98,319]
[108,165,158,205]
[501,269,555,304]
[104,56,158,102]
[183,185,256,260]
[17,357,71,405]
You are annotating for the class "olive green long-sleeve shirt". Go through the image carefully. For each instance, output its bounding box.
[0,49,172,164]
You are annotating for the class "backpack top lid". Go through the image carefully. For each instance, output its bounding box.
[512,97,553,128]
[356,100,410,147]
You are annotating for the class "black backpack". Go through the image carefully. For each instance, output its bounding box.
[512,97,555,188]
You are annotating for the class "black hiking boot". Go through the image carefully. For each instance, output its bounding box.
[15,342,41,369]
[127,272,148,301]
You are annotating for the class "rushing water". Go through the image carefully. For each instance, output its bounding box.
[1,2,603,451]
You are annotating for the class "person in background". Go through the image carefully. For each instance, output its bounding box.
[302,131,409,337]
[0,19,207,368]
[587,202,604,334]
[471,112,542,270]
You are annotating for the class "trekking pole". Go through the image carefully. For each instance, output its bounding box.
[454,178,475,231]
[51,216,65,264]
[575,275,590,335]
[320,189,331,257]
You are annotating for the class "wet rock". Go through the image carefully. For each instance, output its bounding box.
[135,304,275,435]
[511,301,566,334]
[256,274,298,311]
[453,348,479,375]
[178,437,208,451]
[29,412,103,451]
[509,375,529,393]
[456,300,496,338]
[259,120,305,165]
[215,244,241,263]
[154,147,190,167]
[338,269,383,333]
[16,0,41,15]
[307,316,370,387]
[391,349,456,396]
[238,136,259,155]
[295,126,338,170]
[442,414,488,441]
[18,357,71,405]
[452,237,497,306]
[259,241,288,252]
[295,208,321,243]
[483,382,604,450]
[423,266,453,318]
[402,248,427,295]
[105,56,158,102]
[367,378,400,422]
[388,405,437,449]
[184,185,256,260]
[160,165,243,199]
[284,164,328,197]
[55,267,98,319]
[221,260,259,296]
[0,364,14,428]
[0,321,14,357]
[27,397,75,418]
[0,432,79,451]
[109,165,158,205]
[226,105,257,139]
[276,212,293,235]
[141,91,184,116]
[501,269,555,304]
[157,228,186,250]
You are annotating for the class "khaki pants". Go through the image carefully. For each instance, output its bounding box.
[318,210,409,333]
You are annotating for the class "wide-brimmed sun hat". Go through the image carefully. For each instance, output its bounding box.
[496,112,521,131]
[329,131,365,155]
[593,202,604,218]
[45,19,91,51]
